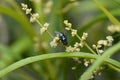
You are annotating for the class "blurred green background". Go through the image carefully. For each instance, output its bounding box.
[0,0,120,80]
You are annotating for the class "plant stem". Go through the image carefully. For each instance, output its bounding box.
[36,20,54,38]
[0,52,120,78]
[80,42,120,80]
[108,64,120,72]
[92,0,120,25]
[76,34,96,54]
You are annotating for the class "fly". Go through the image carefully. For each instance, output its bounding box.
[55,31,68,45]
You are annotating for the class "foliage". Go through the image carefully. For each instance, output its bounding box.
[0,0,120,80]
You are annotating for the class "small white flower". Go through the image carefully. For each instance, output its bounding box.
[84,59,90,67]
[40,27,47,34]
[53,37,59,42]
[84,61,89,67]
[79,42,84,47]
[30,13,39,22]
[106,36,114,46]
[97,40,107,46]
[66,43,80,52]
[26,8,32,14]
[50,41,57,48]
[64,20,72,30]
[66,46,75,52]
[64,20,68,25]
[103,40,108,46]
[30,17,35,22]
[106,36,114,42]
[83,32,88,37]
[21,3,28,10]
[75,48,80,52]
[81,32,88,40]
[71,29,77,37]
[107,25,120,33]
[67,23,72,28]
[74,42,79,47]
[43,23,49,27]
[107,25,115,33]
[98,49,104,54]
[65,27,71,30]
[50,41,55,48]
[50,37,59,48]
[71,66,76,70]
[32,13,39,19]
[40,23,49,34]
[92,44,96,49]
[97,44,102,48]
[84,62,88,67]
[97,40,103,45]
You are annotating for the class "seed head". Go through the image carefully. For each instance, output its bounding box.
[21,3,28,10]
[107,25,120,33]
[26,8,32,14]
[30,13,39,22]
[81,32,88,40]
[50,37,59,48]
[71,29,77,37]
[40,23,49,34]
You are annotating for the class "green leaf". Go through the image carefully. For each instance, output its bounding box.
[0,51,120,78]
[0,5,35,38]
[80,42,120,80]
[0,37,32,69]
[92,0,120,25]
[78,9,120,34]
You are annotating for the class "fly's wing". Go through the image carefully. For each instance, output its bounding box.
[55,31,61,37]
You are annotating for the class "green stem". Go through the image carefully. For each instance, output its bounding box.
[0,51,120,78]
[78,9,120,35]
[36,20,55,79]
[92,0,120,25]
[80,42,120,80]
[62,1,77,13]
[108,64,120,72]
[84,42,96,54]
[76,34,96,54]
[36,20,54,38]
[31,15,55,79]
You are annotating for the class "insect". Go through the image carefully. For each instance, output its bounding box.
[55,31,68,45]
